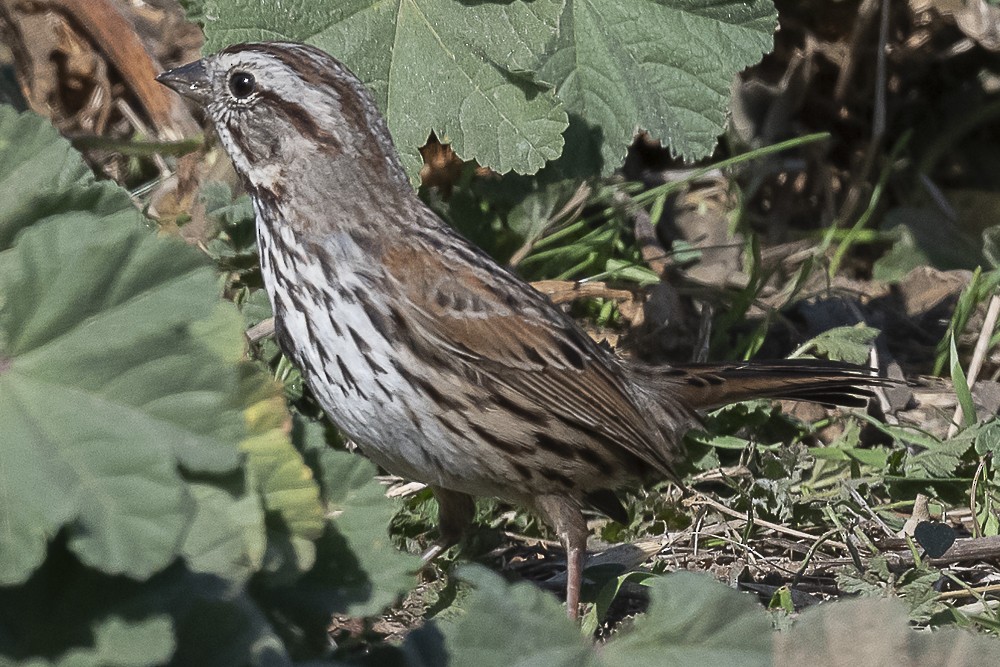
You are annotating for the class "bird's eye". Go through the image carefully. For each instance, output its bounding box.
[228,71,256,99]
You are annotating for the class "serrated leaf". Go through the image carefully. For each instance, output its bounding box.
[835,565,884,597]
[538,0,777,171]
[603,572,772,667]
[0,110,246,584]
[202,0,569,179]
[800,325,880,365]
[904,432,972,479]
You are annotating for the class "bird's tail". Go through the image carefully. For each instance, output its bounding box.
[643,359,895,411]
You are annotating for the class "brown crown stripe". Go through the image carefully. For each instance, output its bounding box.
[225,120,257,164]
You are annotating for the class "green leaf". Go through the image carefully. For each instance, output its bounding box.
[15,615,176,667]
[796,325,881,365]
[202,0,569,178]
[57,615,176,667]
[507,179,580,244]
[181,482,266,583]
[775,597,1000,667]
[903,432,973,479]
[931,267,1000,376]
[297,422,421,616]
[403,565,597,667]
[200,0,774,178]
[602,259,661,286]
[873,208,986,281]
[581,570,656,637]
[239,368,325,543]
[538,0,777,170]
[0,110,246,585]
[603,572,772,667]
[2,553,291,665]
[974,419,1000,457]
[767,586,795,614]
[0,107,137,251]
[949,335,977,429]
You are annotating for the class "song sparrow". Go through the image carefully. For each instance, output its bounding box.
[158,42,889,618]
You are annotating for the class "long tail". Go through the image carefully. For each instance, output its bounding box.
[649,359,895,410]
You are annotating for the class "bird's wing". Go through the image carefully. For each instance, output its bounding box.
[378,231,689,477]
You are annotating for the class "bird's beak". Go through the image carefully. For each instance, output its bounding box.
[156,60,211,107]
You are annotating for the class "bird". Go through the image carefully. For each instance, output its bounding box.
[156,42,891,619]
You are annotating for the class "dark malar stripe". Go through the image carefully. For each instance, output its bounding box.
[248,183,281,218]
[223,42,354,153]
[225,120,257,164]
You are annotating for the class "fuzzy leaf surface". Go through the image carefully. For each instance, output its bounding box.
[538,0,777,171]
[602,572,772,667]
[201,0,568,178]
[0,109,246,584]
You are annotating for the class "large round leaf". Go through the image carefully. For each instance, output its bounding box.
[0,110,246,584]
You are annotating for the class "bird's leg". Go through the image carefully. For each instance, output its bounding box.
[420,486,476,563]
[535,494,588,620]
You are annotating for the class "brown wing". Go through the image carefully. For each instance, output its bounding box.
[379,231,689,478]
